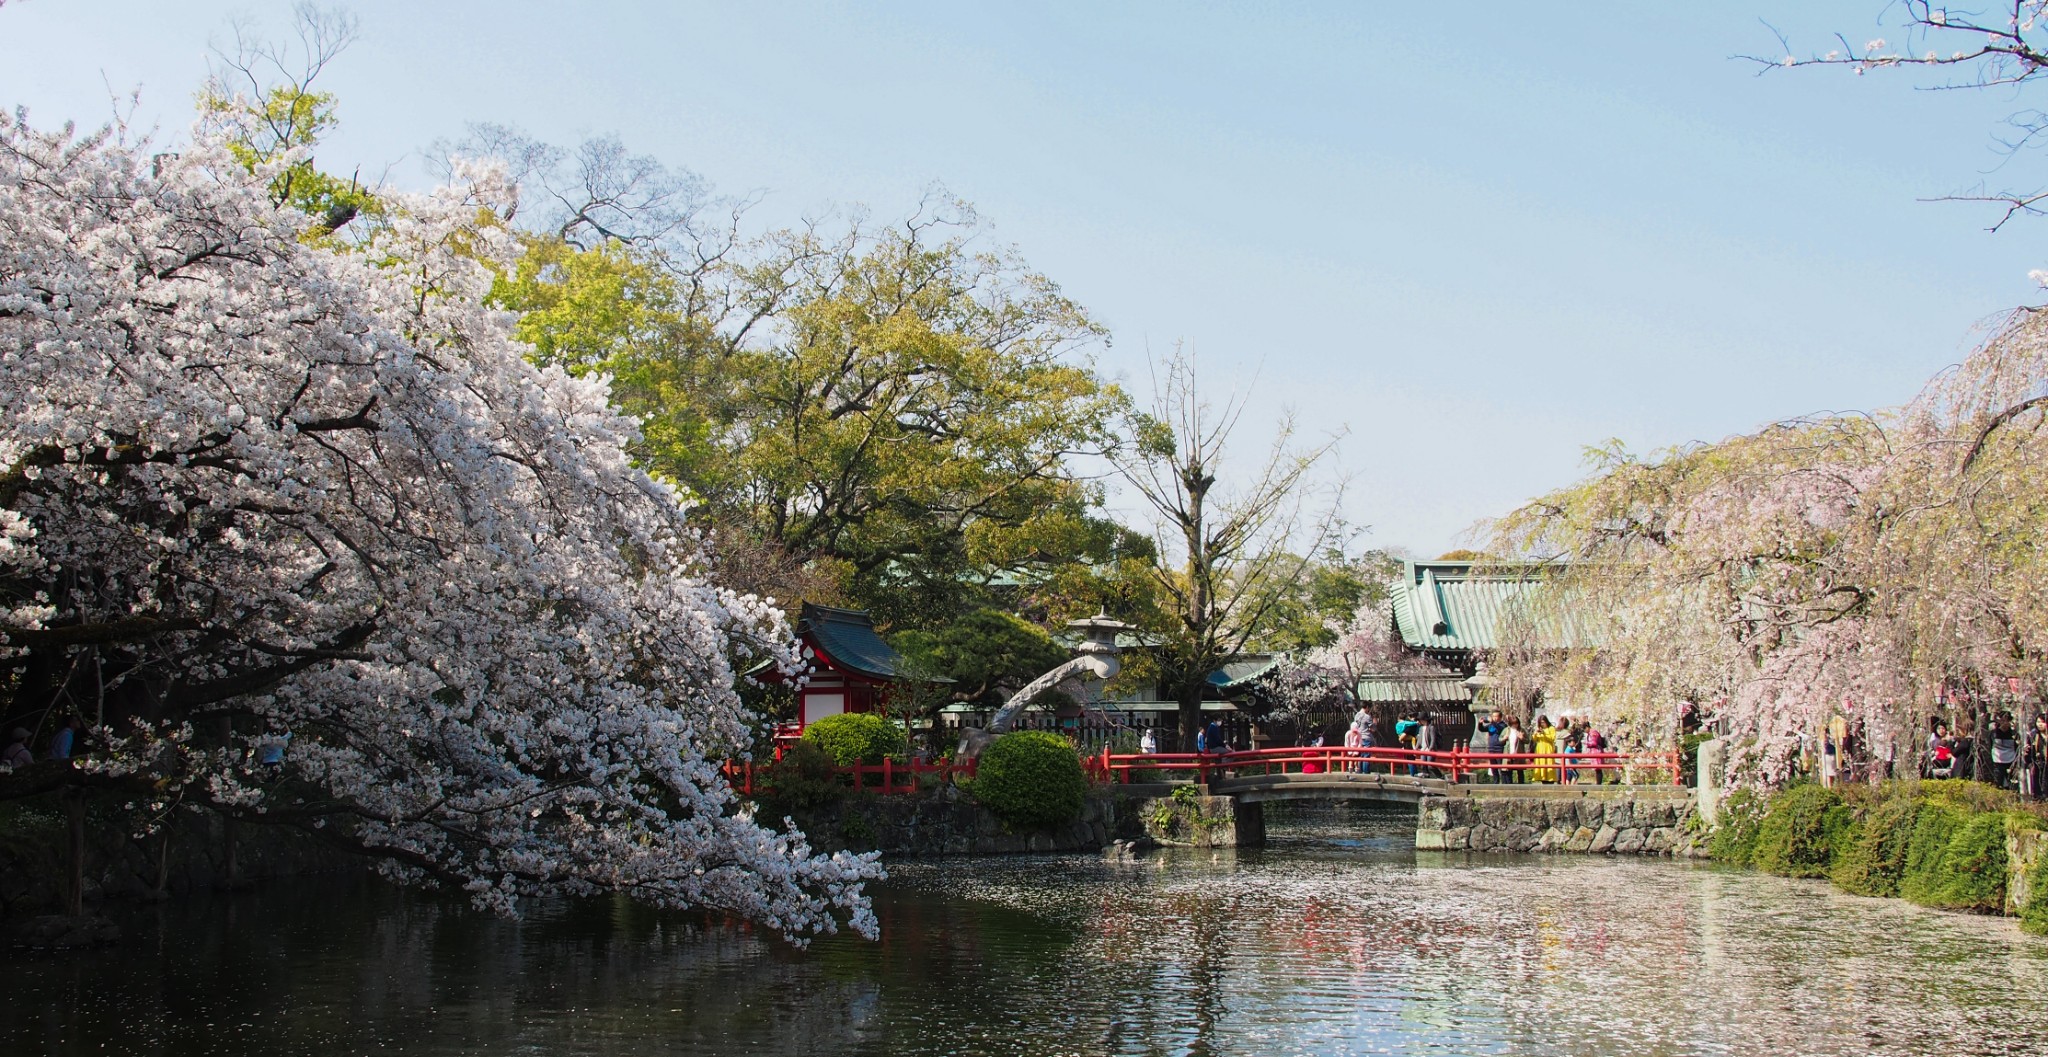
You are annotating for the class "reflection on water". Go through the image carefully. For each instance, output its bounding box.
[5,803,2045,1056]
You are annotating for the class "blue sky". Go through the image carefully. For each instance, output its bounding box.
[7,2,2042,555]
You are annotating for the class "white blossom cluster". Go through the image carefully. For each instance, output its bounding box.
[0,116,878,940]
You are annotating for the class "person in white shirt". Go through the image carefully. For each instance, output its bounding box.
[2,728,30,768]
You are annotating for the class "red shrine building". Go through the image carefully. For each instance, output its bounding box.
[781,603,910,731]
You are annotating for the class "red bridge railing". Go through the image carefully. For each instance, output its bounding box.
[1084,745,1683,788]
[722,744,1681,797]
[720,755,976,797]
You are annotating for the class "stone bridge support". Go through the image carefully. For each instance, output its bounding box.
[1233,800,1265,847]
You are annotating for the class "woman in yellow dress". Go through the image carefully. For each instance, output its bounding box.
[1532,716,1558,783]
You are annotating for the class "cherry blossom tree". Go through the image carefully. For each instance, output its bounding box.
[1486,310,2048,787]
[0,114,878,939]
[1755,0,2048,231]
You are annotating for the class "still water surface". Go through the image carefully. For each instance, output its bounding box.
[6,806,2046,1056]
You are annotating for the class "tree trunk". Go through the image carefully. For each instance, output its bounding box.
[1974,698,1993,783]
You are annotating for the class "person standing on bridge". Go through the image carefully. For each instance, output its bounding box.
[1502,718,1527,784]
[1481,710,1506,783]
[1343,720,1366,774]
[1394,715,1418,775]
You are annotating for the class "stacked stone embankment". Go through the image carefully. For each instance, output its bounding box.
[1415,789,1704,857]
[2,793,352,922]
[771,787,1149,856]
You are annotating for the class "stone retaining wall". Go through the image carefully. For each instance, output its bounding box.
[1415,790,1705,857]
[769,787,1148,857]
[1135,793,1242,848]
[2010,828,2046,917]
[1,793,354,920]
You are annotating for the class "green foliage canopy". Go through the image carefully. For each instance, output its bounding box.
[892,608,1069,710]
[488,204,1126,625]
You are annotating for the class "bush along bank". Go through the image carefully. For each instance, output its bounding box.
[746,730,1154,856]
[1710,779,2048,931]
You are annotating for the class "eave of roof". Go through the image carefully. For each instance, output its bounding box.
[1208,656,1280,691]
[1353,673,1475,705]
[1388,560,1552,653]
[796,603,906,681]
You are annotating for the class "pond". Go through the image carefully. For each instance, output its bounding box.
[5,805,2045,1056]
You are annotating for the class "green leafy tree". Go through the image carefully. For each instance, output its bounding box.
[196,7,379,240]
[892,608,1071,717]
[479,180,1125,624]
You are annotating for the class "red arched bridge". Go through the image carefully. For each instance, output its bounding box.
[1088,745,1680,803]
[723,744,1681,802]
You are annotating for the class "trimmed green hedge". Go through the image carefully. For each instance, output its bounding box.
[1713,778,2043,920]
[970,731,1087,831]
[1708,790,1765,866]
[1898,801,1967,907]
[1831,796,1919,897]
[801,712,907,767]
[1751,784,1850,878]
[1916,812,2010,912]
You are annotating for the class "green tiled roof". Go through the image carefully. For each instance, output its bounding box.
[1353,673,1474,705]
[796,603,906,681]
[1388,560,1546,653]
[1208,656,1280,691]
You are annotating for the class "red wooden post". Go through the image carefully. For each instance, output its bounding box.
[883,756,894,793]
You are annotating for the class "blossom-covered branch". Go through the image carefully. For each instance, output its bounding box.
[0,115,878,940]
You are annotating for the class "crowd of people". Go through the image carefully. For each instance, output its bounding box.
[1467,710,1615,784]
[1920,712,2048,799]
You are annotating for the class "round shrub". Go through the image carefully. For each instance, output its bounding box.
[970,731,1087,831]
[1832,795,1920,898]
[801,712,907,766]
[1752,784,1850,878]
[1708,790,1766,866]
[1899,801,1965,906]
[758,738,844,811]
[1920,811,2011,912]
